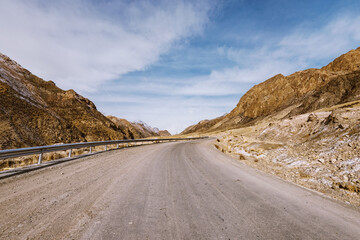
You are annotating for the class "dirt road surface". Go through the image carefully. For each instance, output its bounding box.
[0,140,359,239]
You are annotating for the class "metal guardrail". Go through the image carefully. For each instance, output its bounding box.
[0,137,208,164]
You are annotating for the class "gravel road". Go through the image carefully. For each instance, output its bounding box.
[0,140,359,239]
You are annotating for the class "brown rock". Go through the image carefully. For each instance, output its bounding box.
[0,52,139,149]
[159,130,171,137]
[307,114,318,122]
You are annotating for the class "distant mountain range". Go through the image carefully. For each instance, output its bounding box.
[107,116,171,138]
[182,47,360,134]
[0,53,170,149]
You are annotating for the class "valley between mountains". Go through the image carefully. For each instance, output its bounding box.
[1,47,360,207]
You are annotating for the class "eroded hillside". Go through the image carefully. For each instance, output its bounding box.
[0,53,144,149]
[214,100,360,206]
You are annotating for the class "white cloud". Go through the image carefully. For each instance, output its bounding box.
[179,13,360,99]
[279,15,360,61]
[176,68,251,96]
[109,13,360,133]
[2,2,360,134]
[223,14,360,80]
[0,0,211,91]
[93,13,360,133]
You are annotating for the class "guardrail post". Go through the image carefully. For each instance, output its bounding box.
[38,153,43,164]
[68,149,72,158]
[90,146,92,154]
[117,144,119,148]
[105,145,107,151]
[126,143,128,147]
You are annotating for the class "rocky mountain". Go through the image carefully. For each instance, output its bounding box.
[107,116,171,138]
[182,47,360,134]
[158,130,171,137]
[183,47,360,206]
[0,52,164,150]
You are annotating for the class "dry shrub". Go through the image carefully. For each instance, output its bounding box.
[0,148,85,171]
[339,183,360,193]
[1,142,145,171]
[299,170,311,178]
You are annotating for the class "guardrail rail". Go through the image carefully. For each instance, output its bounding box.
[0,137,208,165]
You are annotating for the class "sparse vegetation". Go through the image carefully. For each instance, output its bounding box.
[213,102,360,206]
[195,47,360,207]
[0,52,170,151]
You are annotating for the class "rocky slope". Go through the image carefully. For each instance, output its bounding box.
[1,46,358,205]
[107,116,171,138]
[214,100,360,206]
[158,130,172,137]
[0,52,161,150]
[182,47,360,134]
[181,47,360,206]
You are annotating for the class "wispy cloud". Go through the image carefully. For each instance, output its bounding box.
[173,13,360,100]
[278,15,360,62]
[101,12,360,133]
[1,1,360,134]
[0,0,212,91]
[219,14,360,84]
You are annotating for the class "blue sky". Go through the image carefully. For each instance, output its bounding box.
[1,0,360,133]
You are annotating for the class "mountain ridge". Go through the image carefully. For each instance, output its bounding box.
[0,52,168,149]
[182,47,360,134]
[107,116,171,138]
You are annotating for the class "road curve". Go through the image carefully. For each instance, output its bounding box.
[0,140,359,239]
